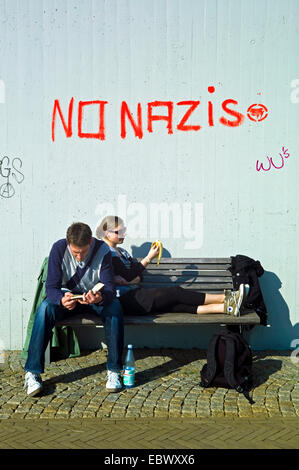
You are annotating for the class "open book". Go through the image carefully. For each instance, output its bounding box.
[70,282,104,300]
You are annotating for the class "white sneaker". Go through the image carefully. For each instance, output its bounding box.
[24,372,43,397]
[106,370,122,392]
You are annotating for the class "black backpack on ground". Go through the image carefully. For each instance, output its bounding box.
[200,331,254,403]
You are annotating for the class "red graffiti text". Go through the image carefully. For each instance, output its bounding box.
[51,88,269,141]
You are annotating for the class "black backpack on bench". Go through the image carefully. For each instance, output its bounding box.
[200,331,254,403]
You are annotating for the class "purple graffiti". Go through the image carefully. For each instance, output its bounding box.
[256,147,290,172]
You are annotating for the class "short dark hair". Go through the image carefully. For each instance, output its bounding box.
[66,222,92,247]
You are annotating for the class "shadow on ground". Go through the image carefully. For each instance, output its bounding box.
[41,348,206,394]
[252,357,283,387]
[40,348,288,395]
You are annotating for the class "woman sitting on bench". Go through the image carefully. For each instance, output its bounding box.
[96,216,245,317]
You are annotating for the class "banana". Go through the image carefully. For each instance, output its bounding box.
[151,240,163,266]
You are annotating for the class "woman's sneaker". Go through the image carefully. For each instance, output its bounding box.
[24,372,43,397]
[224,284,245,316]
[106,370,122,392]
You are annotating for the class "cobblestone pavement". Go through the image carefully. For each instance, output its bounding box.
[0,349,299,449]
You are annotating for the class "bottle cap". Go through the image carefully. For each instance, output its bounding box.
[128,344,133,349]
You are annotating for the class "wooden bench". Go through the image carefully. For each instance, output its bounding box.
[44,257,261,363]
[55,257,261,329]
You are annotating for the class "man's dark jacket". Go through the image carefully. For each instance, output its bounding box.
[229,254,267,326]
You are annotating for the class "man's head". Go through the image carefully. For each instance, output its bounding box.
[66,222,92,262]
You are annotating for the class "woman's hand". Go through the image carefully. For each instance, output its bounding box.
[114,275,128,285]
[147,243,160,261]
[115,275,141,285]
[128,276,141,284]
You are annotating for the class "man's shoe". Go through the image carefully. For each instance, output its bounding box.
[106,370,122,393]
[24,372,43,397]
[224,284,245,316]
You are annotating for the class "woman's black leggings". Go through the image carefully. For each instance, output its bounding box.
[151,286,206,314]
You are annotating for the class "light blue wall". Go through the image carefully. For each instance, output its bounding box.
[0,0,298,351]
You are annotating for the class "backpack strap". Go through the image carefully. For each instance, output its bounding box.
[201,334,220,387]
[225,334,256,403]
[230,333,252,374]
[223,336,244,393]
[231,332,250,350]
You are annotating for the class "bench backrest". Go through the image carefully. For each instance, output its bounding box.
[139,258,233,294]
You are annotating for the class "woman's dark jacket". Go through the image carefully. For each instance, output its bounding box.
[229,254,267,325]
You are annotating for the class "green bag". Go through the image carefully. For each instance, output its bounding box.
[20,257,80,362]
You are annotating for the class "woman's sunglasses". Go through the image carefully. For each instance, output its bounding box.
[109,228,127,235]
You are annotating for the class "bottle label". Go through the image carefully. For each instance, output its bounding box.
[123,367,135,387]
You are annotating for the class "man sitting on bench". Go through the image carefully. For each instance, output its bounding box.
[23,222,124,397]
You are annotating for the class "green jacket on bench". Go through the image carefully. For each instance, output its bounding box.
[20,257,81,361]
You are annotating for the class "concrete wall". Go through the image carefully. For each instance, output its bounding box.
[0,0,298,352]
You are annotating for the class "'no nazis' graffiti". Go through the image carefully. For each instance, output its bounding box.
[51,87,269,141]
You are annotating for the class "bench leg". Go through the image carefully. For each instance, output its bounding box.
[224,324,248,336]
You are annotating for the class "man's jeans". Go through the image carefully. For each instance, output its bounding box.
[25,298,124,375]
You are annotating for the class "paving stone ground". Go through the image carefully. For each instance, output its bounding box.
[0,348,299,449]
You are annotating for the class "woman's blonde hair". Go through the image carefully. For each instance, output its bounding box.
[96,215,124,239]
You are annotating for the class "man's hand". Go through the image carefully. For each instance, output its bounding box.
[78,290,103,305]
[61,292,78,311]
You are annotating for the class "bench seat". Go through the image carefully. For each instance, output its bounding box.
[56,257,261,327]
[56,310,260,326]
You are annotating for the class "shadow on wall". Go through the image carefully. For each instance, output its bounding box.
[131,242,171,258]
[251,271,299,350]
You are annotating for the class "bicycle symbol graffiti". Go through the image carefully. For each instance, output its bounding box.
[0,156,24,198]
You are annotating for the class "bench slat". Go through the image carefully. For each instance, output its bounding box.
[144,268,232,274]
[142,258,231,264]
[124,311,260,325]
[56,310,260,327]
[139,283,233,290]
[141,275,233,283]
[146,264,231,270]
